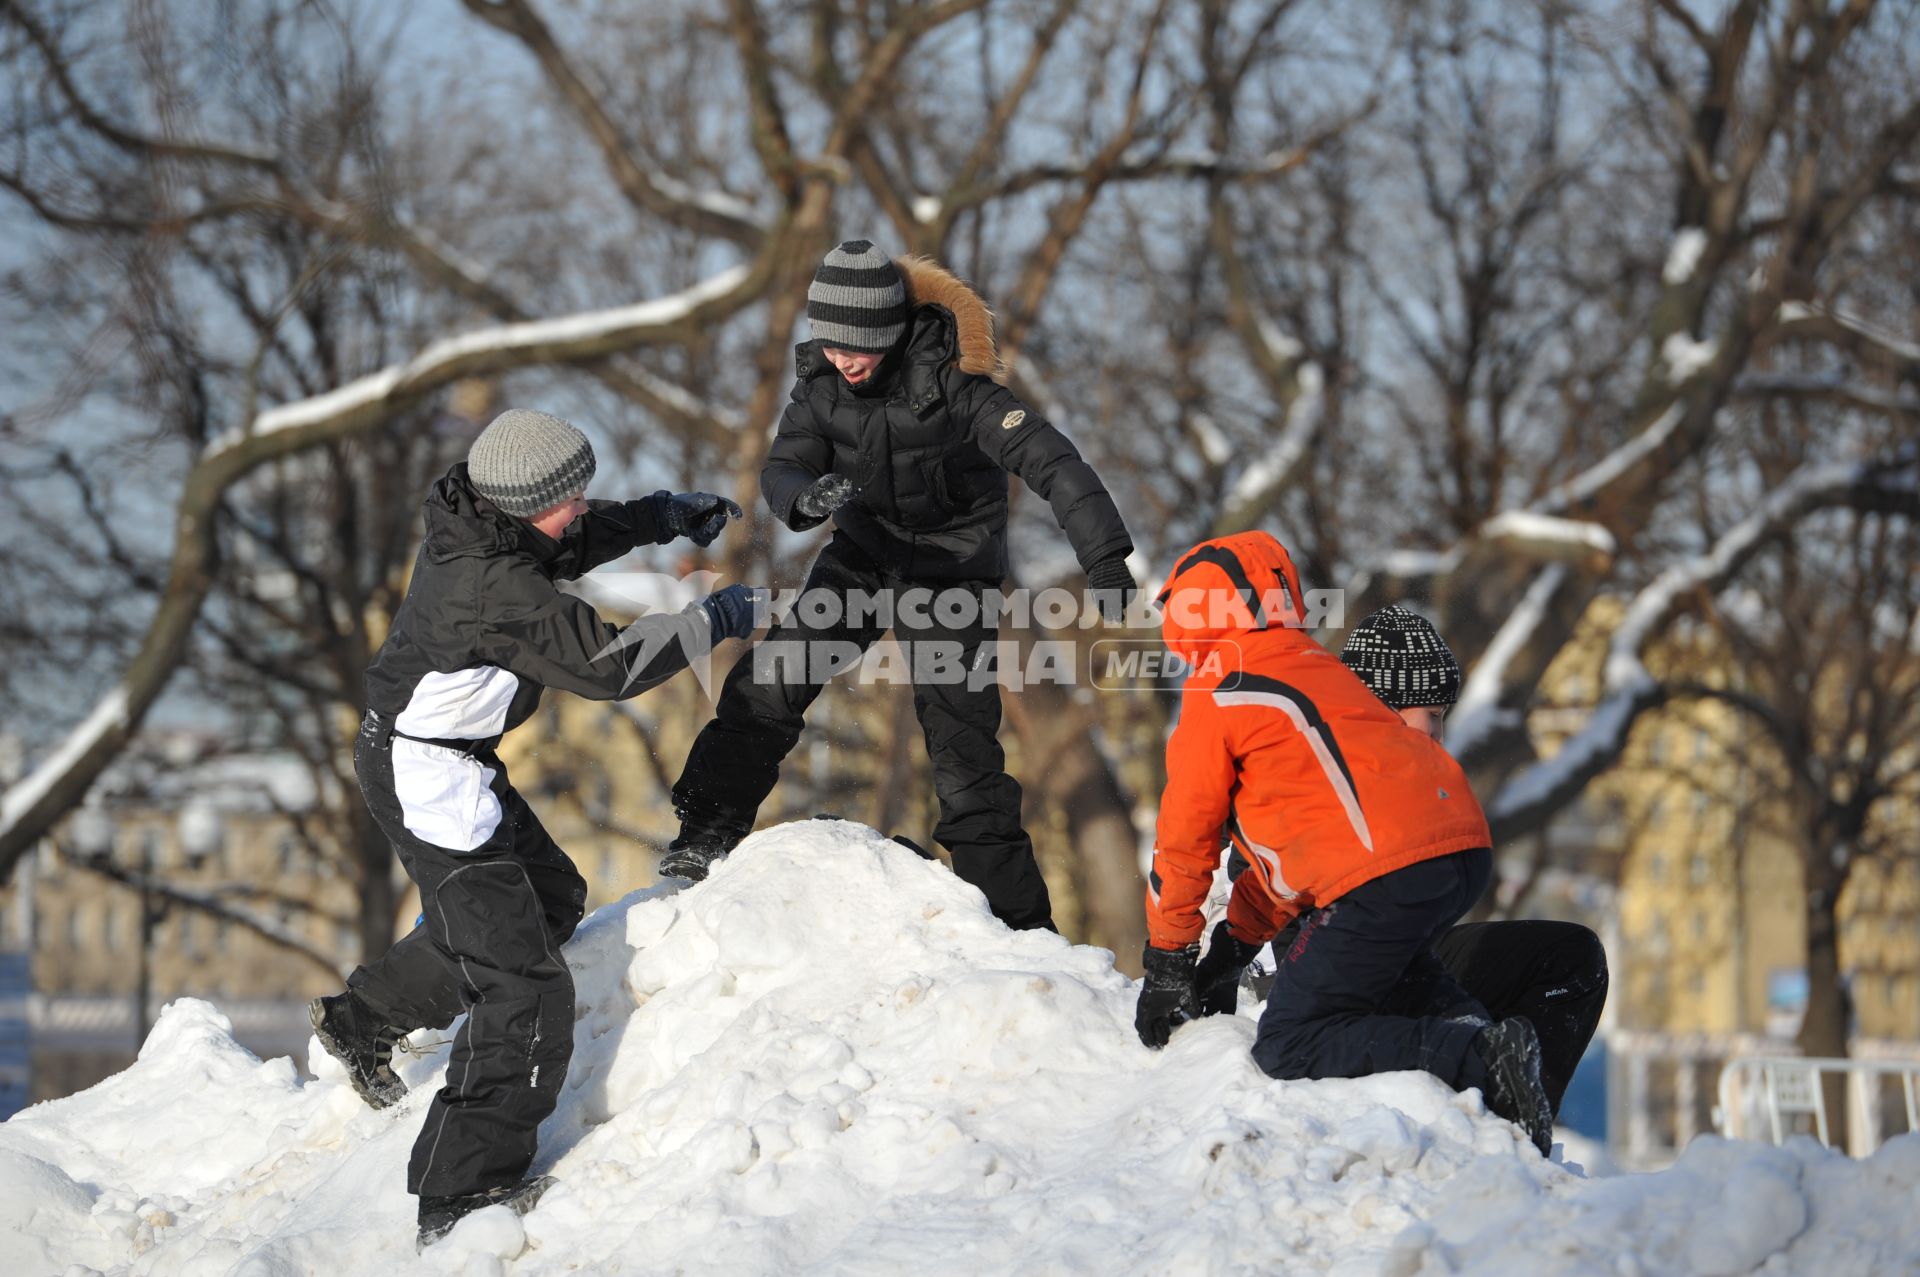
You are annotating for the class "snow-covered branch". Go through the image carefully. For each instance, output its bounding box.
[207,264,756,455]
[1478,512,1617,563]
[1211,364,1322,535]
[1486,452,1920,841]
[1534,403,1687,518]
[1449,565,1569,761]
[1771,302,1920,380]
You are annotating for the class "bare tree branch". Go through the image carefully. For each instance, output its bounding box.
[460,0,767,244]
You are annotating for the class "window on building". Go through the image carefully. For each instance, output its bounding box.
[1692,791,1711,820]
[1693,727,1710,762]
[178,911,197,957]
[1647,794,1667,825]
[1647,850,1668,882]
[1690,853,1711,885]
[277,837,299,875]
[66,907,85,950]
[599,849,616,884]
[1689,969,1706,996]
[215,919,231,956]
[1691,910,1708,940]
[103,904,124,954]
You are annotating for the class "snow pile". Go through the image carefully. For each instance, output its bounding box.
[5,821,1919,1275]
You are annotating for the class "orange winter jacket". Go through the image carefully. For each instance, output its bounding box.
[1144,532,1491,951]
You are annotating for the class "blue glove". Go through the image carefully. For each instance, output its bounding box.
[651,490,744,548]
[699,584,767,644]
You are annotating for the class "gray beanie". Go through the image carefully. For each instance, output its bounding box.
[807,240,908,354]
[467,408,597,518]
[1340,604,1464,710]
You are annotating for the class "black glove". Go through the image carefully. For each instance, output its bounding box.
[651,490,744,548]
[1134,943,1200,1049]
[698,584,767,644]
[1191,919,1265,1018]
[795,474,857,520]
[1087,557,1138,624]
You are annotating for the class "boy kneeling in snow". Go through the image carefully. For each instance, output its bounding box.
[1192,605,1609,1133]
[309,409,762,1249]
[1135,533,1554,1155]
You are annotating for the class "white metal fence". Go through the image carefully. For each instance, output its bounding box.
[1716,1054,1920,1156]
[1606,1030,1920,1166]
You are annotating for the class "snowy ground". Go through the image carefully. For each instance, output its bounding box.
[4,821,1917,1276]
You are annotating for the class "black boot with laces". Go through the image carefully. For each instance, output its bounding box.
[308,991,406,1110]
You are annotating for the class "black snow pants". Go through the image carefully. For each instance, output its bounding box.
[344,712,586,1199]
[672,532,1053,931]
[1432,919,1609,1111]
[1252,848,1494,1090]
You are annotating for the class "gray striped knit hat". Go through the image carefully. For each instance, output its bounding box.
[1340,604,1464,710]
[467,408,597,518]
[807,240,908,354]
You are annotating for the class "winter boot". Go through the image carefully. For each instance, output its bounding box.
[1472,1017,1554,1156]
[308,992,406,1109]
[656,829,740,883]
[416,1175,556,1251]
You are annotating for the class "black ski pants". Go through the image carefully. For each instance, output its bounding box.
[672,533,1053,930]
[1252,848,1494,1089]
[345,714,586,1199]
[1432,919,1609,1110]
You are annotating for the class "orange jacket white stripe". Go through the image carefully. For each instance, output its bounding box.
[1146,532,1490,951]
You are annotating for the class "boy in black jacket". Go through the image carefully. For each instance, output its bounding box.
[308,408,761,1249]
[663,241,1136,931]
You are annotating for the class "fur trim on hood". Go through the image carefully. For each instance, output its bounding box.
[896,255,1000,378]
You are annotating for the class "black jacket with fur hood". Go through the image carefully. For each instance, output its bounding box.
[761,256,1133,582]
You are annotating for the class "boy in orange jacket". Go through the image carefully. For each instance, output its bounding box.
[1135,532,1553,1154]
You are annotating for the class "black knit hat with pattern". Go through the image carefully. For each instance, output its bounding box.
[1340,604,1463,710]
[806,239,908,354]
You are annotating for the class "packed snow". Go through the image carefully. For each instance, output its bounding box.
[5,821,1918,1276]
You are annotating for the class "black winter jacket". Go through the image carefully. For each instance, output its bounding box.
[364,464,702,744]
[761,256,1133,582]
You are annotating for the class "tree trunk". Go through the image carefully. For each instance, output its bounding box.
[1797,846,1850,1148]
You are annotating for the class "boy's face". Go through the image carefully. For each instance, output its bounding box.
[821,346,884,386]
[1397,703,1451,742]
[529,490,589,540]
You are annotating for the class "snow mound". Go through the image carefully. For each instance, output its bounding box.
[5,820,1918,1275]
